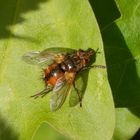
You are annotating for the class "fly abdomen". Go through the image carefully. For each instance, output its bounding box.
[44,65,64,86]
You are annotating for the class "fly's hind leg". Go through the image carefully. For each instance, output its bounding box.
[73,81,82,107]
[31,86,52,99]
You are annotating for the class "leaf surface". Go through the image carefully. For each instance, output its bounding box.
[112,108,140,140]
[0,0,114,140]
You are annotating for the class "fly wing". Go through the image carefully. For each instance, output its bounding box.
[41,47,76,55]
[22,51,57,68]
[22,48,76,68]
[50,76,71,111]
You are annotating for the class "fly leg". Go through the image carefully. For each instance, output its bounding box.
[30,87,52,99]
[73,81,82,107]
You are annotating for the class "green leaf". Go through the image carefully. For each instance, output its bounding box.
[112,108,140,140]
[33,123,70,140]
[0,0,115,140]
[89,0,140,139]
[102,0,140,108]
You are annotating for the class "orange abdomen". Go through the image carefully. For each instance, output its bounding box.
[47,75,60,85]
[44,63,64,86]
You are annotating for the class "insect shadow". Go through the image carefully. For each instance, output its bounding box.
[69,50,97,107]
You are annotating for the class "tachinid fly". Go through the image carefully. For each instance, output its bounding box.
[22,48,105,111]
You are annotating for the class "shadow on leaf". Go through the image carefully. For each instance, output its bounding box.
[89,0,121,30]
[0,115,19,140]
[102,24,140,108]
[90,0,140,119]
[131,128,140,140]
[0,0,49,41]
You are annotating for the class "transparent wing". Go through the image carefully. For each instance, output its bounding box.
[22,48,76,68]
[22,51,56,68]
[50,76,71,111]
[41,47,76,55]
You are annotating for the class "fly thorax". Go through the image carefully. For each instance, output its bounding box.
[55,54,65,63]
[60,59,76,71]
[82,58,90,67]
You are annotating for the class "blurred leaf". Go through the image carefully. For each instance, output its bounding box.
[0,0,114,140]
[33,123,70,140]
[112,108,140,140]
[89,0,140,139]
[102,0,140,108]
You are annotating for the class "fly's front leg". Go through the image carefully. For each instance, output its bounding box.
[73,80,82,107]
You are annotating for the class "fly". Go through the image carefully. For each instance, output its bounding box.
[22,48,106,111]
